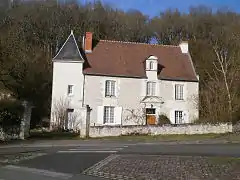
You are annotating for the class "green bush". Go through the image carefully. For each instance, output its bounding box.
[0,99,24,135]
[158,114,171,125]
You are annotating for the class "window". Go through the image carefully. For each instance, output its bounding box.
[149,61,154,70]
[67,85,74,95]
[146,82,156,96]
[175,84,184,100]
[175,111,183,124]
[146,108,156,115]
[104,106,114,124]
[105,80,116,97]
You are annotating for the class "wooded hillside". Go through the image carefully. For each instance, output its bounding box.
[0,0,239,126]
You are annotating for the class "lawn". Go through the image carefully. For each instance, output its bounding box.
[28,130,240,143]
[1,130,239,143]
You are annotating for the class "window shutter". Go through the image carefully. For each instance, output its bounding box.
[100,80,105,97]
[115,107,122,125]
[183,110,189,123]
[175,85,178,100]
[170,110,175,124]
[141,80,146,97]
[97,106,104,125]
[116,81,120,97]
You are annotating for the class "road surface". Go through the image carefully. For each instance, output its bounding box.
[0,141,239,179]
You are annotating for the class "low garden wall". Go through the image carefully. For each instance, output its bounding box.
[89,123,235,138]
[0,127,20,141]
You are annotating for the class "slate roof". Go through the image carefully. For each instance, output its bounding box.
[84,40,198,82]
[53,31,84,61]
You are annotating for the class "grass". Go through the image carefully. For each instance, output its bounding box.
[28,131,81,140]
[208,157,240,165]
[22,131,240,142]
[1,129,240,143]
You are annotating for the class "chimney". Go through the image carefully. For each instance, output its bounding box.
[179,41,188,54]
[84,32,92,53]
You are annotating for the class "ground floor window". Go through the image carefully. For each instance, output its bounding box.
[104,106,114,124]
[175,111,183,124]
[146,108,156,115]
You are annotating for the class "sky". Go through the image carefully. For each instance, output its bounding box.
[80,0,240,17]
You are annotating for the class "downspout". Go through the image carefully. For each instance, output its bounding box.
[82,74,86,107]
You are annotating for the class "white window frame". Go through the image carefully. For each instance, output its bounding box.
[103,106,115,124]
[175,111,183,124]
[105,80,116,97]
[146,82,156,96]
[175,84,184,100]
[67,85,74,96]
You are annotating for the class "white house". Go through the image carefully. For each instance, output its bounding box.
[50,31,199,136]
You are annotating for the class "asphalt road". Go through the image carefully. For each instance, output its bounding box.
[0,141,239,180]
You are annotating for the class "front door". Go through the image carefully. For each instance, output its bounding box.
[65,109,74,130]
[146,108,156,125]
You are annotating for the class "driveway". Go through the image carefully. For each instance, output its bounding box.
[0,140,239,180]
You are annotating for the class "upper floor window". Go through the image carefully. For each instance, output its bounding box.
[105,80,116,97]
[175,84,184,100]
[146,82,156,96]
[67,85,74,95]
[149,61,154,70]
[104,106,115,124]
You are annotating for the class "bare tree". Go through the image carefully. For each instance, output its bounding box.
[210,27,240,121]
[124,106,146,126]
[50,97,84,132]
[51,97,70,130]
[68,111,82,133]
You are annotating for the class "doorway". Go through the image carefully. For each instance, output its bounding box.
[146,108,156,125]
[65,108,74,130]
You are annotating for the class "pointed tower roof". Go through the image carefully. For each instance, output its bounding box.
[53,30,84,61]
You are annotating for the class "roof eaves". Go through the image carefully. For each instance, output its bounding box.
[83,72,147,79]
[99,39,179,48]
[52,59,83,63]
[187,52,199,81]
[159,77,199,82]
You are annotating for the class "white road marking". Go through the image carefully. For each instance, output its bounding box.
[68,148,123,151]
[0,143,132,149]
[82,154,119,174]
[3,165,73,179]
[57,150,117,153]
[58,145,128,153]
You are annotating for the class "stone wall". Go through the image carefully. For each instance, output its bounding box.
[233,122,240,133]
[89,123,233,138]
[0,127,20,141]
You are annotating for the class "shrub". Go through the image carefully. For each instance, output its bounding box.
[158,114,171,125]
[0,99,24,136]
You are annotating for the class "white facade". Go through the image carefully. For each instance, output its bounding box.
[50,60,199,129]
[50,32,199,133]
[84,75,198,126]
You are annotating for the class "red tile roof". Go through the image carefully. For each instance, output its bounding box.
[83,40,198,82]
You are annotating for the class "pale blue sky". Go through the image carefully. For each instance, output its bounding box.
[80,0,240,17]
